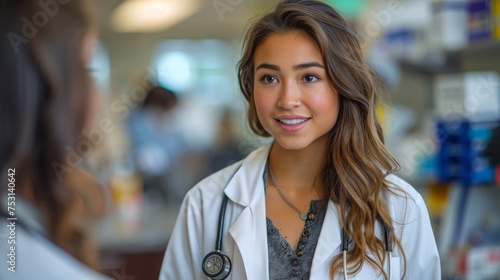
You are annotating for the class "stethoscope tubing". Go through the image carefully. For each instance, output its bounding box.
[341,215,393,280]
[215,194,229,252]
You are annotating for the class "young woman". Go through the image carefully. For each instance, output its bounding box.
[159,0,440,279]
[0,1,108,279]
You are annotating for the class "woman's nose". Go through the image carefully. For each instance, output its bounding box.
[277,81,301,109]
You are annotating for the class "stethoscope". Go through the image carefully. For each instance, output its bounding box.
[201,168,394,280]
[202,194,232,279]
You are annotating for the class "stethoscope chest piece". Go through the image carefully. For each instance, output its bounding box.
[202,251,231,280]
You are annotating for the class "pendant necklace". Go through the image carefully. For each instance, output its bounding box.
[269,168,308,221]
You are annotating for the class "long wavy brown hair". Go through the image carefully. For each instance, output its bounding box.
[237,0,406,278]
[0,0,98,268]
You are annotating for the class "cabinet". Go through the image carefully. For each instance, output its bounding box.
[392,40,500,279]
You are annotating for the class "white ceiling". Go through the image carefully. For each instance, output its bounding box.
[92,0,279,41]
[89,0,281,95]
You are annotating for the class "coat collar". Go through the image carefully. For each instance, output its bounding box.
[224,144,271,280]
[224,144,270,207]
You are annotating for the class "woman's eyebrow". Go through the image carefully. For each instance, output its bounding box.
[255,63,280,71]
[293,62,324,70]
[255,62,325,71]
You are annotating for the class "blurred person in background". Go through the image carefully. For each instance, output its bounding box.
[159,0,440,279]
[0,0,108,279]
[126,85,189,204]
[203,108,249,176]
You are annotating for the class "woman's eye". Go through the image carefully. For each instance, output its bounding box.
[303,74,318,83]
[262,75,277,84]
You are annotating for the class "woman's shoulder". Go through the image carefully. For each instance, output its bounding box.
[189,160,245,198]
[383,173,428,218]
[185,145,269,201]
[384,173,421,199]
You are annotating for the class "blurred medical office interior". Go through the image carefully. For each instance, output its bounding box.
[13,0,500,279]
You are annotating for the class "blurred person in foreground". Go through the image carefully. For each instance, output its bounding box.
[0,0,108,279]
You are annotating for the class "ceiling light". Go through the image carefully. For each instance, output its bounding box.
[110,0,201,33]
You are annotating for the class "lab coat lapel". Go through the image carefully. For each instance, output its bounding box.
[311,200,342,275]
[225,145,270,280]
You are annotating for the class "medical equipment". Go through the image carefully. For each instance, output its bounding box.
[202,195,394,280]
[341,215,393,279]
[202,194,232,280]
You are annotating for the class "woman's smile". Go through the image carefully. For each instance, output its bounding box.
[274,115,311,133]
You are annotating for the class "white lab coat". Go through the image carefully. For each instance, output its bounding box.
[159,144,441,279]
[0,198,109,280]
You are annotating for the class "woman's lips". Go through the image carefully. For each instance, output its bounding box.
[275,117,310,133]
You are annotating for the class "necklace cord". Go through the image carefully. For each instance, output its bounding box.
[269,168,308,221]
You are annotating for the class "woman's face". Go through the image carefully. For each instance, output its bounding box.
[253,30,340,152]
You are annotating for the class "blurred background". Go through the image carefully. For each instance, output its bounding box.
[69,0,500,279]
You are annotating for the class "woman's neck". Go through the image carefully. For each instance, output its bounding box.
[267,141,327,196]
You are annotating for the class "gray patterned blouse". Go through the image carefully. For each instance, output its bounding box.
[263,165,326,280]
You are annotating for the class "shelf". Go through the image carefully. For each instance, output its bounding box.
[398,56,460,74]
[449,40,500,57]
[397,40,500,74]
